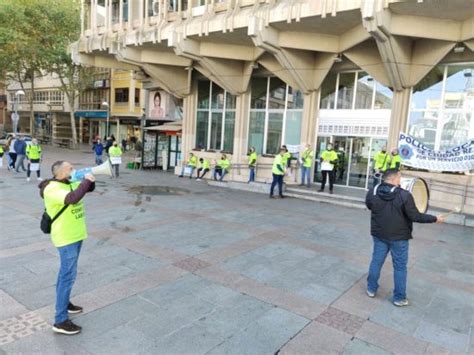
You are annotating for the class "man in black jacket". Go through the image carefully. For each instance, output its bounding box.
[365,169,444,307]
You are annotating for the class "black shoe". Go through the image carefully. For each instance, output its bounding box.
[68,302,83,314]
[178,175,183,178]
[317,189,324,192]
[280,195,285,199]
[329,190,334,194]
[269,195,275,199]
[52,319,82,335]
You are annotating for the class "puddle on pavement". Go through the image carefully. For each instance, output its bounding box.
[127,185,191,196]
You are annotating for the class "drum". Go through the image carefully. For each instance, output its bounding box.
[400,177,430,213]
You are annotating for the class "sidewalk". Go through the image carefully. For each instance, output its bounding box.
[0,146,473,354]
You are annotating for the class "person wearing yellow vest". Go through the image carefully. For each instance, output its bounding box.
[0,145,3,168]
[299,144,314,187]
[196,157,211,181]
[270,147,286,199]
[26,138,43,182]
[390,148,402,170]
[372,146,390,186]
[248,147,258,183]
[214,154,231,181]
[179,152,198,178]
[39,161,95,335]
[108,141,123,178]
[318,143,338,194]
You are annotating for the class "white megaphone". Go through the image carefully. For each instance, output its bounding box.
[70,160,113,181]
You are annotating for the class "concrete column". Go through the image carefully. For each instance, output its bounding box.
[116,118,120,139]
[181,83,197,158]
[300,89,319,147]
[387,88,411,150]
[233,90,250,167]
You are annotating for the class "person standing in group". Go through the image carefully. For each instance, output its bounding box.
[213,154,231,181]
[281,145,292,182]
[196,158,210,181]
[7,135,17,170]
[318,143,338,194]
[0,144,4,169]
[365,169,444,306]
[104,136,113,156]
[373,146,390,186]
[269,147,286,199]
[389,148,402,170]
[14,136,27,173]
[26,138,43,182]
[109,141,123,178]
[121,138,127,152]
[248,147,257,183]
[39,161,96,335]
[299,144,313,187]
[92,139,104,165]
[179,152,198,178]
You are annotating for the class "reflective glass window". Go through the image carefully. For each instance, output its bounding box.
[336,73,356,109]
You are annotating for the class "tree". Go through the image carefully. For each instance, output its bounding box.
[0,0,95,147]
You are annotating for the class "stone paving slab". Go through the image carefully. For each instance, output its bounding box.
[0,146,473,354]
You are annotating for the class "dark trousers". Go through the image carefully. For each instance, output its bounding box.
[112,164,120,178]
[197,168,209,179]
[321,170,335,191]
[9,152,17,169]
[27,159,41,178]
[270,173,284,197]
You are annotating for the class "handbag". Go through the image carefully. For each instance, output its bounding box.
[40,184,72,234]
[40,205,69,234]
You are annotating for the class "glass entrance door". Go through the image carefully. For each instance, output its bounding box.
[315,135,377,189]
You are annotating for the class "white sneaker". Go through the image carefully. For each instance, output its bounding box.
[366,290,376,298]
[37,177,43,181]
[26,178,30,182]
[196,178,202,181]
[393,299,409,307]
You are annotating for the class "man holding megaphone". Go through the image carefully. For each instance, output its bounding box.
[39,161,95,335]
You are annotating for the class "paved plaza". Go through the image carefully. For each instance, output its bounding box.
[0,146,473,354]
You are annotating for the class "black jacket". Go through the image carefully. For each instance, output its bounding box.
[365,183,437,241]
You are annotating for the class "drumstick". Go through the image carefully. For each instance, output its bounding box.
[441,207,461,218]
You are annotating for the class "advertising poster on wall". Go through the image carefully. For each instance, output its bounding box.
[148,90,183,122]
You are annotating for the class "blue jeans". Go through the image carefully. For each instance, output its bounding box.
[367,236,409,302]
[270,173,284,197]
[95,154,103,165]
[214,168,227,181]
[55,241,82,324]
[300,166,311,186]
[248,167,255,182]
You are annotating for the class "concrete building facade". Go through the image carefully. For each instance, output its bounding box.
[72,0,474,190]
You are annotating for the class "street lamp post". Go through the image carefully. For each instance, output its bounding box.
[102,101,109,138]
[12,90,25,134]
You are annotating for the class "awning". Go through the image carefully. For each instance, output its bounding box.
[145,122,182,132]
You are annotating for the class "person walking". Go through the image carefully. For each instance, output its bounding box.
[109,141,123,178]
[92,139,104,165]
[196,158,210,181]
[389,148,402,170]
[179,152,198,178]
[269,147,286,199]
[39,161,96,334]
[248,147,257,183]
[14,136,27,173]
[26,138,43,182]
[365,169,444,306]
[318,143,338,194]
[299,144,313,187]
[0,144,4,168]
[213,154,231,181]
[104,136,113,156]
[7,135,17,170]
[373,146,390,185]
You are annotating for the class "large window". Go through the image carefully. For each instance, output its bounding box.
[408,63,474,150]
[115,88,129,103]
[320,71,393,110]
[195,81,236,152]
[248,77,303,155]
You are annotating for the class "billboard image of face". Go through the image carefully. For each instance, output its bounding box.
[148,90,183,121]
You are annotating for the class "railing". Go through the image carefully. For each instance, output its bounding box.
[83,0,265,36]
